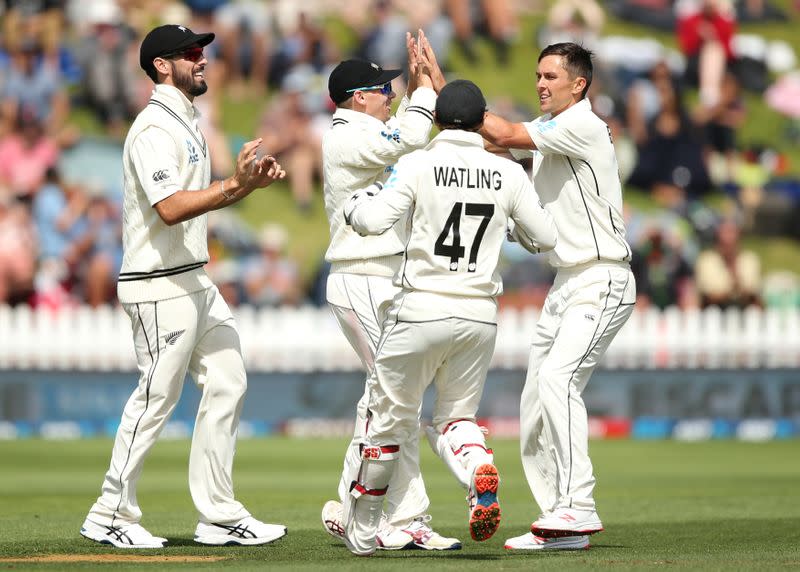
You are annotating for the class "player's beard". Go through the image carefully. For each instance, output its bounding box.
[171,61,208,97]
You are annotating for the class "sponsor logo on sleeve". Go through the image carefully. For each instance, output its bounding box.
[536,120,556,133]
[380,128,401,143]
[152,169,169,182]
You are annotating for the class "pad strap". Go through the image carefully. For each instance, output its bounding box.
[360,444,400,461]
[453,443,494,455]
[350,482,389,498]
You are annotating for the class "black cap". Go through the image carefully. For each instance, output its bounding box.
[139,24,215,77]
[328,59,402,104]
[435,79,487,129]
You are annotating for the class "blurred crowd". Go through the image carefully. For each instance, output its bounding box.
[1,0,799,312]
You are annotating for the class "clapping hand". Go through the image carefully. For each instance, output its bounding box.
[233,138,286,191]
[251,154,286,189]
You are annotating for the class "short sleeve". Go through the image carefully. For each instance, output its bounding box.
[525,116,594,161]
[129,126,182,206]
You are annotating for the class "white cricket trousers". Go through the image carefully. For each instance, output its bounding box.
[366,316,497,449]
[520,262,635,515]
[327,272,428,528]
[87,286,250,526]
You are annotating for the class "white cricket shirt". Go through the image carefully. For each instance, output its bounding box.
[322,87,436,277]
[117,84,213,303]
[347,130,557,322]
[514,99,632,268]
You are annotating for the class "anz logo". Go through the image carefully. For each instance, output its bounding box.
[380,128,401,143]
[152,170,169,182]
[187,139,199,164]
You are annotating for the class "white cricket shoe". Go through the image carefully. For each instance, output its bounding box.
[467,463,501,542]
[323,500,461,551]
[378,516,461,551]
[80,518,167,548]
[530,508,603,538]
[194,516,287,545]
[504,531,589,550]
[322,500,345,541]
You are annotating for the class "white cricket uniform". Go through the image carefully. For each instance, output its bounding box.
[322,87,437,527]
[87,84,250,528]
[513,98,636,515]
[345,130,557,480]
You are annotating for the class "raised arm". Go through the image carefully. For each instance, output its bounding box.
[480,112,537,150]
[416,29,446,94]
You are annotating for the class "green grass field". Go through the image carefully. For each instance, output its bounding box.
[1,437,798,570]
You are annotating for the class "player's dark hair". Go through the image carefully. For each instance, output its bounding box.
[539,43,593,99]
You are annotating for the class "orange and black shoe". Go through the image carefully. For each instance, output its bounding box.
[468,463,501,541]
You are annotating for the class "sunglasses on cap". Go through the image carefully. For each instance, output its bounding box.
[346,82,393,95]
[161,46,205,63]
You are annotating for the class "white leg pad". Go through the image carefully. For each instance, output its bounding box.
[440,420,494,481]
[342,444,400,556]
[425,425,471,489]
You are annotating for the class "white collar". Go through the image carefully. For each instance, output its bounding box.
[426,129,484,149]
[151,84,202,121]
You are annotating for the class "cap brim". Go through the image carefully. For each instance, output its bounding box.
[158,31,215,58]
[373,68,403,86]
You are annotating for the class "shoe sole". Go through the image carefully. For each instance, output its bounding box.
[530,525,603,539]
[469,463,501,542]
[194,528,287,546]
[395,540,463,551]
[504,542,590,550]
[80,529,166,549]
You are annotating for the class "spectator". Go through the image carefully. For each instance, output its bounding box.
[259,66,327,211]
[0,195,37,305]
[73,0,140,136]
[31,167,86,263]
[241,223,303,306]
[626,60,677,141]
[214,0,273,98]
[207,259,244,306]
[627,74,712,209]
[694,218,762,308]
[1,0,65,62]
[0,106,59,199]
[0,38,71,142]
[79,191,123,307]
[607,0,675,31]
[676,0,737,108]
[539,0,605,50]
[693,70,746,184]
[268,8,333,88]
[355,0,453,71]
[444,0,518,65]
[631,225,697,309]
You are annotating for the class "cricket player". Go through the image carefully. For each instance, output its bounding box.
[319,32,460,550]
[340,79,558,556]
[480,42,637,550]
[80,25,287,548]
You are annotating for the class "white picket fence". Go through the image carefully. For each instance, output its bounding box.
[0,304,798,372]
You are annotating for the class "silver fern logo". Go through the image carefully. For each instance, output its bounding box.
[163,329,186,346]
